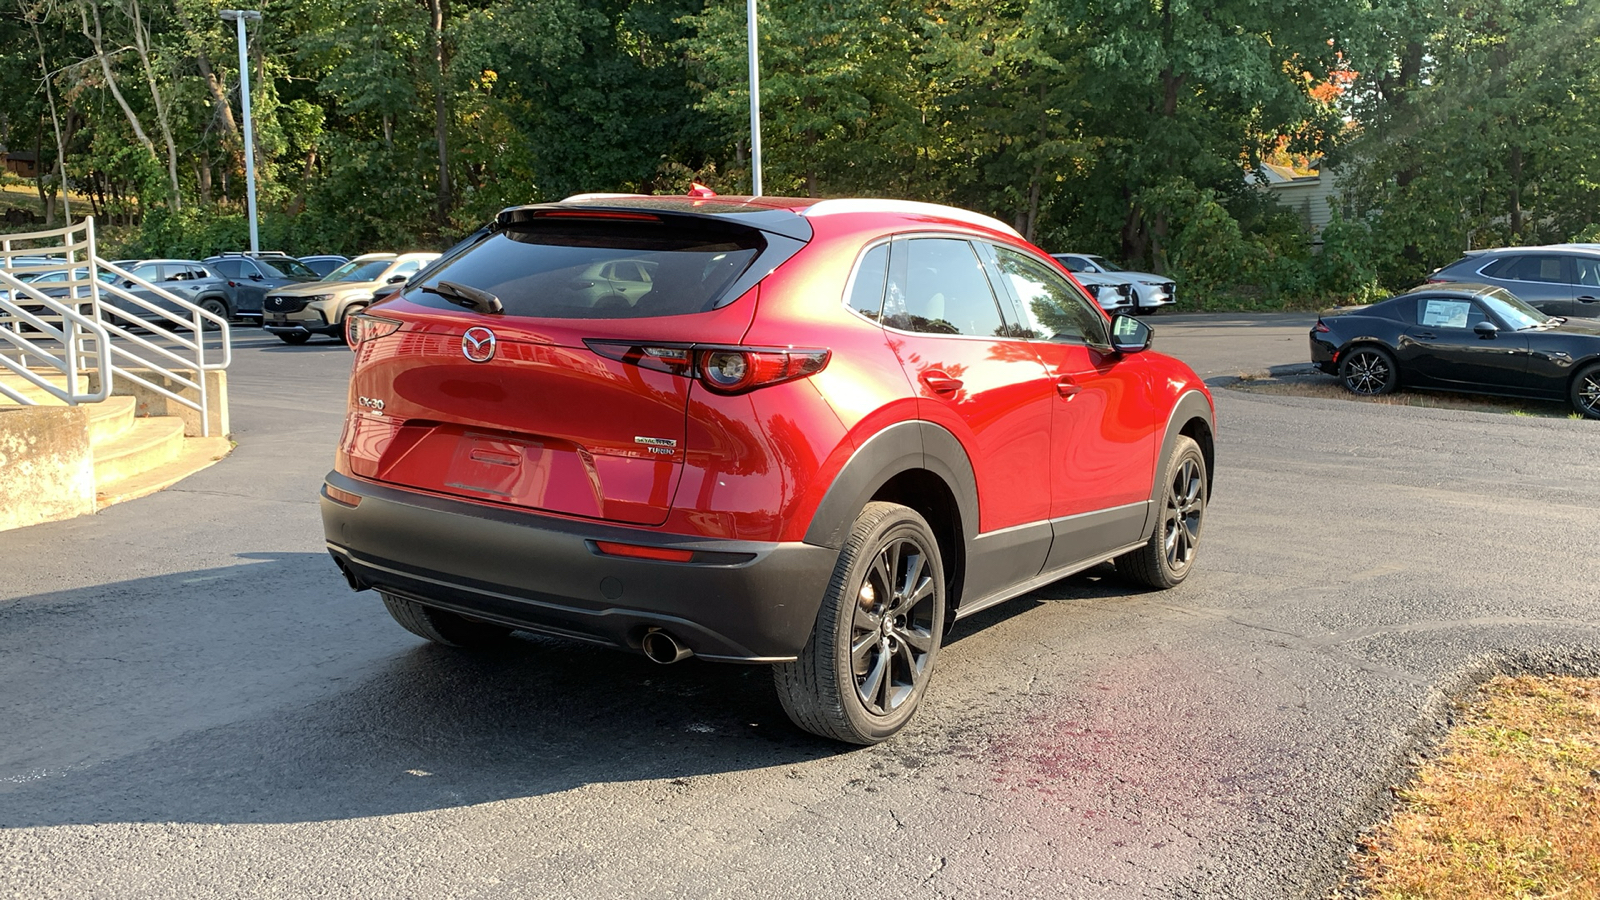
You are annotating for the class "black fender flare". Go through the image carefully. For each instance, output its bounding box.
[802,420,979,551]
[1147,390,1216,521]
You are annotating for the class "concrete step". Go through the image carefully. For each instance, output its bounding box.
[86,395,137,445]
[95,436,233,509]
[92,415,185,487]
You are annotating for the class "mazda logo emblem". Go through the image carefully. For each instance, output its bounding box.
[462,327,497,363]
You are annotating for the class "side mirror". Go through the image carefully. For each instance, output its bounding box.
[1473,320,1498,339]
[249,273,263,281]
[1110,314,1152,353]
[386,274,406,284]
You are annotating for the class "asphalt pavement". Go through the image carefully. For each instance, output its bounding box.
[3,314,1597,899]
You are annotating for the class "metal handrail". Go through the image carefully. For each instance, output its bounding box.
[0,270,111,406]
[0,217,232,435]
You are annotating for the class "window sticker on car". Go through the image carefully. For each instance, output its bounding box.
[1421,299,1471,328]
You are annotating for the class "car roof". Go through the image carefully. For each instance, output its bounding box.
[524,194,1023,242]
[1465,244,1600,257]
[1395,282,1506,301]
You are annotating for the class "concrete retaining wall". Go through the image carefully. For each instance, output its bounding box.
[0,405,95,532]
[88,368,229,437]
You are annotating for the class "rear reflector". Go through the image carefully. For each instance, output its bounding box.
[323,484,363,508]
[593,541,695,563]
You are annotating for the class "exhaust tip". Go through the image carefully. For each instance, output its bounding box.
[332,557,369,592]
[641,629,693,665]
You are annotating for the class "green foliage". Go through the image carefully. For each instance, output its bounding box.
[1,0,1594,312]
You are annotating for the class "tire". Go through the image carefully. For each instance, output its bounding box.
[276,332,311,345]
[773,502,946,745]
[1130,305,1154,317]
[380,592,514,647]
[198,297,229,329]
[1339,345,1398,395]
[337,304,367,345]
[1570,362,1600,420]
[1116,435,1207,589]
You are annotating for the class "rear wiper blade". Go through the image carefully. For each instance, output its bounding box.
[420,280,502,315]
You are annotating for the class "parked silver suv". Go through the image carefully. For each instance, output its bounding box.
[1429,245,1600,318]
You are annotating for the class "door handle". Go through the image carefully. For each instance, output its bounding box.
[1055,375,1081,398]
[920,370,963,394]
[1415,331,1437,339]
[1578,296,1598,303]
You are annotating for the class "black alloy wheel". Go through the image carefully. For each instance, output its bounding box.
[1116,435,1207,589]
[1571,362,1600,420]
[775,502,945,744]
[1339,346,1398,396]
[198,297,229,329]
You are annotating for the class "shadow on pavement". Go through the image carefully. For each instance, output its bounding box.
[0,552,1147,829]
[0,552,844,829]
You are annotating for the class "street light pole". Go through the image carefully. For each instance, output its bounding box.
[219,9,262,254]
[746,0,762,197]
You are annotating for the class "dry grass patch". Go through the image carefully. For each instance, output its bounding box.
[1352,675,1600,899]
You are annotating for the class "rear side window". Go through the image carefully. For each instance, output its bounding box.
[846,243,890,320]
[405,219,764,319]
[1484,254,1568,283]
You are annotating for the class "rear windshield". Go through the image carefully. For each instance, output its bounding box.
[401,218,764,319]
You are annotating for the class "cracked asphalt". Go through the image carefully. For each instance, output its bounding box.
[2,313,1597,899]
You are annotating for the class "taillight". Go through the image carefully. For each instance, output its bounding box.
[1313,320,1330,333]
[347,312,403,346]
[585,340,830,394]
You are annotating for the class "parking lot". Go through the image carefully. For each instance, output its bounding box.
[2,314,1597,899]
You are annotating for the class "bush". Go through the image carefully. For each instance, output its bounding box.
[1313,209,1385,302]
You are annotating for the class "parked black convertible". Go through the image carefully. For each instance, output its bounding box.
[1311,283,1600,419]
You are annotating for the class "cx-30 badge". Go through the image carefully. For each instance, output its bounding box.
[462,327,497,363]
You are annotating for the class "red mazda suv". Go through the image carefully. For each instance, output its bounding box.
[323,195,1214,744]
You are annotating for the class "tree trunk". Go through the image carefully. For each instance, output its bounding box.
[1508,144,1523,240]
[430,0,451,225]
[1023,160,1044,243]
[34,127,53,226]
[125,0,181,208]
[197,159,213,205]
[78,0,157,159]
[25,5,70,222]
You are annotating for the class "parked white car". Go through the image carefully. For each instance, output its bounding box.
[1068,269,1137,313]
[1052,253,1176,315]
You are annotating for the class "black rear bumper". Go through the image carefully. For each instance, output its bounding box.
[320,471,837,662]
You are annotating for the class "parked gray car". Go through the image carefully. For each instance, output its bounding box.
[204,252,321,321]
[102,259,235,325]
[1052,253,1176,315]
[1428,245,1600,318]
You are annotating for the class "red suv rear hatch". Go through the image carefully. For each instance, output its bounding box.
[341,205,807,527]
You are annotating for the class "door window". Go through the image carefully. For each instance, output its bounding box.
[1417,297,1487,329]
[883,238,1007,336]
[213,259,245,278]
[390,260,425,279]
[1573,256,1600,287]
[991,246,1110,346]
